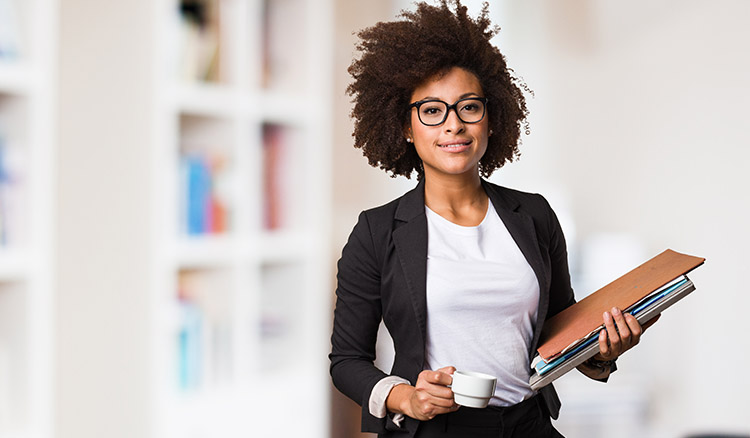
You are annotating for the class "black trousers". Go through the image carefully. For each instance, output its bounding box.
[414,395,564,438]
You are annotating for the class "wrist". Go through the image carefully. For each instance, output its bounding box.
[386,383,414,417]
[586,356,617,376]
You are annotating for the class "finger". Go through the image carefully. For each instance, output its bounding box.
[602,311,621,356]
[597,327,610,358]
[413,386,455,412]
[411,390,455,420]
[429,393,457,408]
[624,313,642,340]
[415,389,455,407]
[426,383,456,400]
[611,307,633,350]
[416,371,454,399]
[426,368,454,387]
[436,366,456,384]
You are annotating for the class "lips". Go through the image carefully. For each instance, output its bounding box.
[438,139,472,148]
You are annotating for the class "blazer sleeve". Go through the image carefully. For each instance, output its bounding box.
[541,194,576,318]
[329,211,392,433]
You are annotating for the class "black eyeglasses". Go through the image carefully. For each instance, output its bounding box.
[408,97,488,126]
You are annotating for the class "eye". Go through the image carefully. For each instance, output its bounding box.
[421,104,444,116]
[461,102,480,113]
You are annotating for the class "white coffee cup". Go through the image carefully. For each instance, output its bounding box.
[450,370,497,408]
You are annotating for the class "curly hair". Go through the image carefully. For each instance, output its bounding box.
[347,0,531,179]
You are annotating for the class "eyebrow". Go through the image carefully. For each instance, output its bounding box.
[418,92,482,101]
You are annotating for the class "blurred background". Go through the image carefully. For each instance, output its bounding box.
[0,0,748,437]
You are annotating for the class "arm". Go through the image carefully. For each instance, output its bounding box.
[541,194,577,319]
[329,211,393,433]
[330,211,460,430]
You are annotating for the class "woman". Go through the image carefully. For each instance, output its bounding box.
[330,1,649,437]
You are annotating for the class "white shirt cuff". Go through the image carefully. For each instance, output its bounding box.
[368,375,411,426]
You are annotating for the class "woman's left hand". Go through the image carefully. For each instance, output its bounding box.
[577,307,661,380]
[593,307,660,362]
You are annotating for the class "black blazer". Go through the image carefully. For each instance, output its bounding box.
[330,179,576,437]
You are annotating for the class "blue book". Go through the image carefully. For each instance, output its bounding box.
[185,156,211,235]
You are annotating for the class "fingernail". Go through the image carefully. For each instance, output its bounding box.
[612,307,620,316]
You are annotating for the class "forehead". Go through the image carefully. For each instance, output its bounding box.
[411,67,483,101]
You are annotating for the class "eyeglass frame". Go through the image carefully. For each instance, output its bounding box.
[407,96,489,126]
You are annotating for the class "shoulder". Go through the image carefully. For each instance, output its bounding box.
[482,180,554,216]
[361,196,402,225]
[360,181,423,228]
[342,188,417,269]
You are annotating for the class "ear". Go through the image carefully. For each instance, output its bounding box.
[403,124,413,143]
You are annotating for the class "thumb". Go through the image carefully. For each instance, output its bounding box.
[437,365,456,375]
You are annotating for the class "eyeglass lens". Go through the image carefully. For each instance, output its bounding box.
[417,98,486,126]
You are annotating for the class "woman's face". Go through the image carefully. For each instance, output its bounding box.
[407,66,489,182]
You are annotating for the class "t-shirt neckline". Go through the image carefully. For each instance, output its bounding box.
[424,201,494,235]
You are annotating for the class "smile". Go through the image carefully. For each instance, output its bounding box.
[438,140,472,148]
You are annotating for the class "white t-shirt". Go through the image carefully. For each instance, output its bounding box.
[423,201,539,406]
[368,201,540,421]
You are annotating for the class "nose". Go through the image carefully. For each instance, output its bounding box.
[443,107,465,134]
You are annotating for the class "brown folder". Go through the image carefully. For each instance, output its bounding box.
[537,249,705,362]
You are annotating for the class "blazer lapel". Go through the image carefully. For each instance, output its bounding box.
[482,181,550,359]
[392,180,429,344]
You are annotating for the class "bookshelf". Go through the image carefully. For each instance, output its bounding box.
[0,0,56,437]
[152,0,333,436]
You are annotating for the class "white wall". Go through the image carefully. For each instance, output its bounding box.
[56,1,153,437]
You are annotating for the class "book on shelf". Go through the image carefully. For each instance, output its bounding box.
[529,249,705,390]
[176,269,233,391]
[262,124,289,231]
[180,152,228,236]
[261,0,306,90]
[177,0,223,83]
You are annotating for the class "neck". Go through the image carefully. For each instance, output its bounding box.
[423,171,488,225]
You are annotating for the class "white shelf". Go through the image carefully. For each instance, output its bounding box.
[171,235,239,268]
[253,91,315,126]
[0,248,30,280]
[258,230,315,263]
[0,0,56,437]
[168,84,315,125]
[169,83,241,118]
[168,231,316,268]
[152,0,333,437]
[0,62,32,95]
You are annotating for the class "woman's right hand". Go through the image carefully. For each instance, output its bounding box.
[386,366,459,421]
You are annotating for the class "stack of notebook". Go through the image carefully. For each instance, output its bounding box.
[529,249,705,391]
